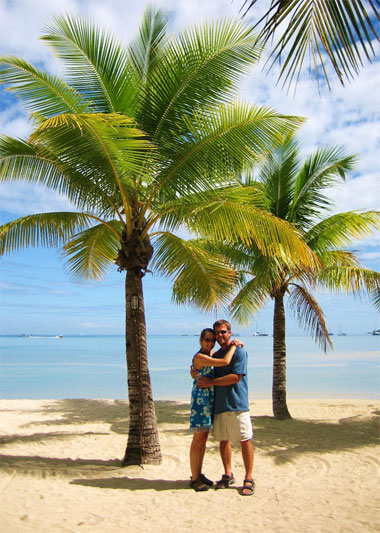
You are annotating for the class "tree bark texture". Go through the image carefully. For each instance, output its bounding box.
[272,291,292,419]
[123,270,162,465]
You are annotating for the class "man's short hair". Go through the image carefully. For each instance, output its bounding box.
[213,319,231,331]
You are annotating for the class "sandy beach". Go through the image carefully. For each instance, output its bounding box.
[1,398,379,532]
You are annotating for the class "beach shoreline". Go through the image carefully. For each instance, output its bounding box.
[1,398,379,532]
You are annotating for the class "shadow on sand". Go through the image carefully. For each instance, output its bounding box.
[252,411,380,465]
[0,399,379,485]
[70,477,190,491]
[16,398,189,434]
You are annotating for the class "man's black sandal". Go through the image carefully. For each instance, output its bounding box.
[215,473,236,489]
[199,473,213,486]
[190,476,210,491]
[240,478,255,496]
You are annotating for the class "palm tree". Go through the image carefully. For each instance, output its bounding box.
[0,9,313,463]
[198,136,380,419]
[241,0,380,90]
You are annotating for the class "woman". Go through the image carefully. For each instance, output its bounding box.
[189,328,242,491]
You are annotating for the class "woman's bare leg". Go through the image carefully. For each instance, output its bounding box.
[190,431,209,480]
[219,440,232,476]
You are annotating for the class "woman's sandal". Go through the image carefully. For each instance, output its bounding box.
[215,473,236,489]
[190,476,210,492]
[240,478,255,496]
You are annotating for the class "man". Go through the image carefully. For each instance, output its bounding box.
[197,319,255,496]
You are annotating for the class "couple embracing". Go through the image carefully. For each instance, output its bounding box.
[189,319,255,496]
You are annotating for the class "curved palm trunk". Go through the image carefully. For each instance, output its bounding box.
[123,269,162,465]
[272,291,291,419]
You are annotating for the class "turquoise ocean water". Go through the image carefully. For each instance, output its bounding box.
[0,335,379,400]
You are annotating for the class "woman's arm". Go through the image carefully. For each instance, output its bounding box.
[197,373,241,388]
[193,345,236,369]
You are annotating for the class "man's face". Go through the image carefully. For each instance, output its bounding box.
[214,325,232,348]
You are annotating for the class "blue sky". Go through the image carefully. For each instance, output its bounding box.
[0,0,379,336]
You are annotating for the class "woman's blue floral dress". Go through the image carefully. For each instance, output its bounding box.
[190,353,214,431]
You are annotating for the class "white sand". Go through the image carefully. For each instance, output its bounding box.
[0,399,379,532]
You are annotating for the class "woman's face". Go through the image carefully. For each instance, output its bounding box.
[200,333,215,353]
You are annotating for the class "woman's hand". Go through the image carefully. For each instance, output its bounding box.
[231,338,244,347]
[197,377,213,388]
[190,366,198,379]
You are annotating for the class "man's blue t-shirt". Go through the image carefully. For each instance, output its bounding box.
[213,345,249,414]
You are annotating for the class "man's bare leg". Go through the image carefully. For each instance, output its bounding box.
[241,439,254,495]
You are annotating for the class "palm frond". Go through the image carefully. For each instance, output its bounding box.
[41,15,136,114]
[32,112,154,171]
[242,0,380,90]
[61,221,122,280]
[229,277,269,324]
[288,283,332,351]
[147,17,264,139]
[290,146,356,226]
[188,237,261,272]
[0,136,62,184]
[152,102,305,201]
[0,56,92,116]
[317,266,380,296]
[258,134,300,219]
[150,233,238,312]
[0,135,122,218]
[129,6,168,85]
[317,249,360,268]
[30,113,156,220]
[306,210,380,252]
[0,212,93,255]
[156,187,318,271]
[371,287,380,312]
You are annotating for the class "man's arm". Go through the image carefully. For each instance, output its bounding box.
[197,374,242,388]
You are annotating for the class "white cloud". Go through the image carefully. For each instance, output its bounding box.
[1,182,76,216]
[327,173,380,213]
[0,104,31,138]
[361,251,380,261]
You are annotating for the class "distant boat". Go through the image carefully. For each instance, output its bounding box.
[253,322,269,336]
[28,335,63,339]
[337,325,346,336]
[328,332,334,336]
[372,329,380,336]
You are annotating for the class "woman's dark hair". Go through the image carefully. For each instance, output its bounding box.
[200,328,215,339]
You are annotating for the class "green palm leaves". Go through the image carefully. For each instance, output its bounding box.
[0,56,91,116]
[42,15,134,114]
[0,212,93,255]
[242,0,380,90]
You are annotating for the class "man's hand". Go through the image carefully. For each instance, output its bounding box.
[190,366,198,379]
[197,377,213,388]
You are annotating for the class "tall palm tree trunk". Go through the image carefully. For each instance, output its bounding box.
[272,291,291,419]
[123,269,162,465]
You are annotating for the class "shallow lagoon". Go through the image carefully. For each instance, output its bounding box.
[1,334,379,400]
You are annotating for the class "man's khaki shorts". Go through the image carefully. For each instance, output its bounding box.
[212,411,253,442]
